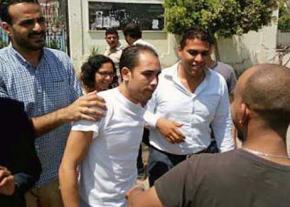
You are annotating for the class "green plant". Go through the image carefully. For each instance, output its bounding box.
[163,0,278,38]
[46,39,60,49]
[0,39,8,49]
[278,3,290,31]
[90,46,100,57]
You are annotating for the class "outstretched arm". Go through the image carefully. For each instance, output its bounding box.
[32,91,106,137]
[127,186,163,207]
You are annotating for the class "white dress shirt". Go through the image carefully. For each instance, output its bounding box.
[144,62,234,155]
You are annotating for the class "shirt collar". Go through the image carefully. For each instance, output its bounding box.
[163,61,211,94]
[8,45,45,68]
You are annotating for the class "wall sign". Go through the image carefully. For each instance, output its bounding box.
[88,1,164,30]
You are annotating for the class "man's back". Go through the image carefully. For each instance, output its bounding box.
[155,149,290,207]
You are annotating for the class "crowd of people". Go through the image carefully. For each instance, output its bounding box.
[0,1,290,207]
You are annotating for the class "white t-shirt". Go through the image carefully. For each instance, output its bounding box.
[71,88,145,207]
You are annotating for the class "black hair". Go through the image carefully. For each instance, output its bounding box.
[105,28,118,37]
[0,0,39,24]
[119,44,158,75]
[179,27,215,49]
[80,54,116,92]
[123,22,142,39]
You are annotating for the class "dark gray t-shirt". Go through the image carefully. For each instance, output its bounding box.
[155,149,290,207]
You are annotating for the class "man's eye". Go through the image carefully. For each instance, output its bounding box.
[20,19,34,26]
[188,50,198,56]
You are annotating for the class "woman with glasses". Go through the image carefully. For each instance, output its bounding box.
[80,55,117,93]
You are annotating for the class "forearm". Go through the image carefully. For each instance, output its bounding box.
[127,187,163,207]
[59,166,80,207]
[32,107,68,137]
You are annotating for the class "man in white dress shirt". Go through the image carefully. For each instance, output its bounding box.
[59,45,161,207]
[144,27,235,186]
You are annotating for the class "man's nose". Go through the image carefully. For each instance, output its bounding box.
[194,53,204,62]
[33,22,44,32]
[150,75,158,86]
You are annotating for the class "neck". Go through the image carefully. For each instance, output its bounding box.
[13,43,42,67]
[118,84,142,105]
[177,63,205,92]
[241,120,289,164]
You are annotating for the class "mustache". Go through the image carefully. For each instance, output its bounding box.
[28,31,46,38]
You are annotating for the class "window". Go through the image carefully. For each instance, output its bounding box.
[88,1,164,30]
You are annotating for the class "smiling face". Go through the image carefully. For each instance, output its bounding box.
[177,38,212,80]
[2,2,46,52]
[94,62,115,91]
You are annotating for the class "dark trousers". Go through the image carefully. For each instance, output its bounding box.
[147,142,218,186]
[137,128,150,174]
[147,147,187,186]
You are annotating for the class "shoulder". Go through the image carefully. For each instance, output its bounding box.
[207,68,227,86]
[43,48,71,62]
[0,47,12,62]
[159,63,177,78]
[216,61,235,73]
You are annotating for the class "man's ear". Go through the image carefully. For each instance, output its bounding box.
[240,103,250,127]
[120,67,131,82]
[1,22,12,37]
[176,46,182,58]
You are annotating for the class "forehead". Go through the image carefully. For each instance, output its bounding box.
[134,52,160,71]
[9,3,41,20]
[182,38,211,51]
[106,33,118,37]
[98,62,114,71]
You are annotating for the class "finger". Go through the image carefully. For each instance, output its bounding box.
[83,107,105,118]
[0,170,10,181]
[173,121,183,127]
[164,135,174,144]
[86,100,107,111]
[80,114,98,122]
[172,128,185,139]
[0,175,12,186]
[170,131,185,143]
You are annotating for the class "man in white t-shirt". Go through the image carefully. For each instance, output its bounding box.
[59,45,161,207]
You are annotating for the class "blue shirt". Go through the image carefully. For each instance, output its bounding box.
[0,46,82,186]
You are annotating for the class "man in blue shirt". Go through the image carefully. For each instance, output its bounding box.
[0,1,105,206]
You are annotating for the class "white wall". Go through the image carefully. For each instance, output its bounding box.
[68,0,278,75]
[217,25,278,75]
[68,0,177,72]
[277,30,290,47]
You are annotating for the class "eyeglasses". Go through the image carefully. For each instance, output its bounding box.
[187,49,210,57]
[97,71,115,77]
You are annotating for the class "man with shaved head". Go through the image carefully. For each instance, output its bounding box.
[126,64,290,207]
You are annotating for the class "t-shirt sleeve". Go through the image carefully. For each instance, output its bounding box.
[154,156,201,207]
[71,119,102,139]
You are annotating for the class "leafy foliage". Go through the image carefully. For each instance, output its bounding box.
[163,0,278,37]
[0,39,8,49]
[278,3,290,31]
